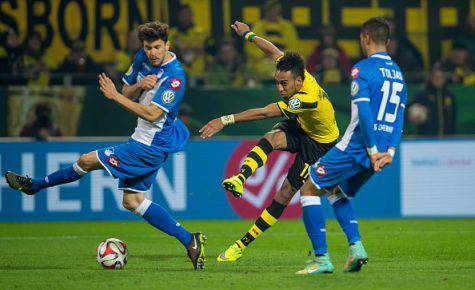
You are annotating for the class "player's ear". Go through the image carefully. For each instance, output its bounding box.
[165,40,170,51]
[296,75,304,86]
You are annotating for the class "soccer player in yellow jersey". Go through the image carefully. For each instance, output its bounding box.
[199,21,339,262]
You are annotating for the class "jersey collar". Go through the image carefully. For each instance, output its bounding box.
[160,51,177,68]
[369,51,391,60]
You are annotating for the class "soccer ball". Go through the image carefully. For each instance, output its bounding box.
[96,238,128,269]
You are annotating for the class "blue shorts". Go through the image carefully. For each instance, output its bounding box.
[96,139,168,192]
[308,147,374,197]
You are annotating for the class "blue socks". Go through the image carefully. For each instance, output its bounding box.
[31,163,86,191]
[301,196,327,255]
[136,199,192,248]
[332,198,361,244]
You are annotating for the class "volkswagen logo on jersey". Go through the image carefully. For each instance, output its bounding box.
[169,78,182,90]
[162,90,175,104]
[289,98,302,110]
[224,141,302,219]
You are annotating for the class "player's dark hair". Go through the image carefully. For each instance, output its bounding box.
[361,17,390,45]
[138,21,169,43]
[276,52,305,80]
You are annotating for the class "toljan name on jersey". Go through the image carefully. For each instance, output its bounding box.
[373,123,394,133]
[379,68,403,81]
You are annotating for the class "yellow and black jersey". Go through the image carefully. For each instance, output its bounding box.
[276,70,339,143]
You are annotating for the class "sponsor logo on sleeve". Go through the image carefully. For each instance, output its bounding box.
[162,90,176,104]
[169,78,182,90]
[351,67,360,78]
[350,80,359,96]
[289,98,302,110]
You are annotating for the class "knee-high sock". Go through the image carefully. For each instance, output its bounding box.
[236,200,286,249]
[332,198,361,245]
[31,162,87,191]
[237,138,273,183]
[135,199,192,248]
[301,196,327,256]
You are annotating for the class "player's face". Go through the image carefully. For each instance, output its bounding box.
[143,39,170,66]
[275,70,301,99]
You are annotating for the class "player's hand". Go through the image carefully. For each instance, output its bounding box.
[199,118,224,139]
[138,75,158,90]
[374,152,393,172]
[99,73,119,100]
[369,152,384,172]
[231,21,251,37]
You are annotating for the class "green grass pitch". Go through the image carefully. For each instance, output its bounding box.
[1,219,474,289]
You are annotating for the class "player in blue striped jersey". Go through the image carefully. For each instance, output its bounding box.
[5,21,206,270]
[296,17,407,275]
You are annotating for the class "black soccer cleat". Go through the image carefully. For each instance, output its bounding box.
[187,232,207,270]
[4,171,38,195]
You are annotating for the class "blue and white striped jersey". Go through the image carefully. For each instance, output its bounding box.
[122,49,189,153]
[336,51,407,168]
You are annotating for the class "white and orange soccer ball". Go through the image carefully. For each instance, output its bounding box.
[96,238,128,269]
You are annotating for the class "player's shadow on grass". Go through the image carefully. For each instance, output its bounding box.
[134,254,182,261]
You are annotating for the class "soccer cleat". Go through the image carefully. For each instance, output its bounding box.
[5,171,38,195]
[343,241,368,272]
[187,232,207,270]
[222,175,244,198]
[217,243,244,262]
[295,254,335,275]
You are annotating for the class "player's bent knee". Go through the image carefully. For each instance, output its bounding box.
[77,152,102,172]
[300,179,321,197]
[122,193,145,212]
[77,154,91,171]
[274,180,297,205]
[122,198,140,212]
[264,131,286,150]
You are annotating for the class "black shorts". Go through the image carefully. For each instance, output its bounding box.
[274,119,337,189]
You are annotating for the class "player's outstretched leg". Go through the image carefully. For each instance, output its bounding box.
[296,181,334,275]
[222,138,273,197]
[126,194,206,270]
[217,199,286,262]
[5,152,98,195]
[328,190,368,272]
[218,179,296,262]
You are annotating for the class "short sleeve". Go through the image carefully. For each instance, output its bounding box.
[276,93,317,115]
[122,52,142,86]
[350,66,370,103]
[151,75,186,113]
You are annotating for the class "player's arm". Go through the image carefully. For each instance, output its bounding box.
[350,70,381,168]
[231,21,283,61]
[121,51,159,100]
[376,88,408,170]
[199,103,282,139]
[99,73,163,122]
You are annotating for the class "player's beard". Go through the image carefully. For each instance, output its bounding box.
[149,53,165,67]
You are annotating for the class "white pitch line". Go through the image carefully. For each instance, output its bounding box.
[0,230,473,241]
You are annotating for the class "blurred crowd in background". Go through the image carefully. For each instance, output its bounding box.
[0,0,474,139]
